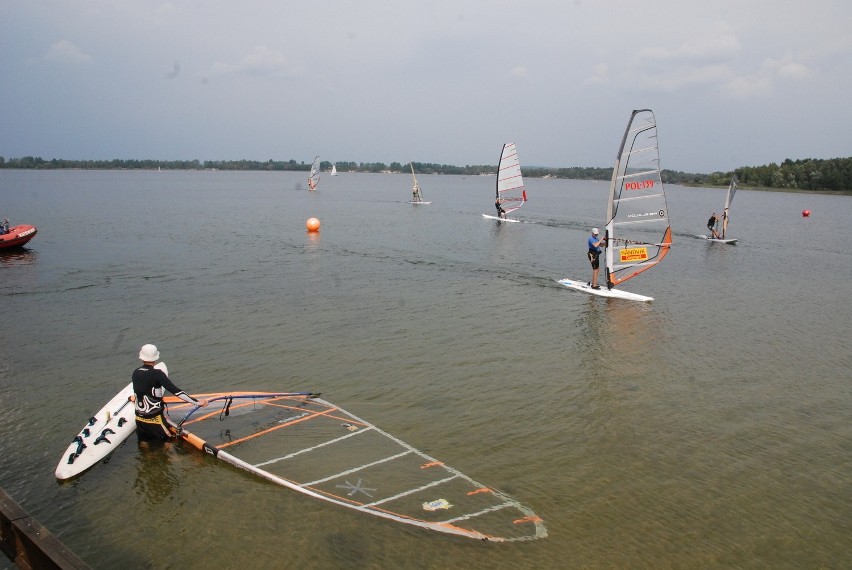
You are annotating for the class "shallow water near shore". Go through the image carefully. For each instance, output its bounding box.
[1,169,850,569]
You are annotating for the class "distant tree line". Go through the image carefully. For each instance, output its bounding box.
[1,155,850,192]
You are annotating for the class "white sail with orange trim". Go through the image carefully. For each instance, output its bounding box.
[307,155,320,190]
[168,392,546,542]
[557,110,671,302]
[604,109,672,290]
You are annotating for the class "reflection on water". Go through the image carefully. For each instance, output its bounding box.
[132,440,180,506]
[0,247,38,267]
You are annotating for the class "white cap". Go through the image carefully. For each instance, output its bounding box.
[138,344,160,362]
[592,227,599,235]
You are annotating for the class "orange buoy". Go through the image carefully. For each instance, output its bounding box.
[802,210,810,217]
[306,217,320,232]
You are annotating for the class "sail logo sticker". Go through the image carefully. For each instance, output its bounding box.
[624,179,655,190]
[620,247,648,262]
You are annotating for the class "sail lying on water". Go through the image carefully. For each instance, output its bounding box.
[495,143,527,215]
[169,392,546,542]
[308,155,320,190]
[604,109,672,289]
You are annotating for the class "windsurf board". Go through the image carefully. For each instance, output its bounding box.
[482,214,520,223]
[556,277,654,302]
[55,362,167,480]
[697,234,738,244]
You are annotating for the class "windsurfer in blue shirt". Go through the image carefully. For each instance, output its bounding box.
[132,344,208,441]
[587,227,606,290]
[0,219,9,234]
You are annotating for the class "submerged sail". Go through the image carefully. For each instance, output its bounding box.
[720,175,737,238]
[495,143,527,216]
[308,156,320,190]
[169,392,546,542]
[604,109,672,289]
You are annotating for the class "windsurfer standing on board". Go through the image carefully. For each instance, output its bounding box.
[587,227,606,290]
[495,200,506,219]
[132,344,208,442]
[707,212,721,239]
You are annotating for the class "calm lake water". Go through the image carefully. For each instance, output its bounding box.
[1,169,850,569]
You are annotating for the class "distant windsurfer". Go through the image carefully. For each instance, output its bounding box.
[132,344,208,441]
[495,200,506,219]
[707,213,720,239]
[587,227,605,290]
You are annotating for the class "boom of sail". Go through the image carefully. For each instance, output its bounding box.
[604,109,672,289]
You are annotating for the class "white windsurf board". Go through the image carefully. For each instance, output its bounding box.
[556,278,653,302]
[55,362,167,479]
[697,234,737,244]
[482,214,520,223]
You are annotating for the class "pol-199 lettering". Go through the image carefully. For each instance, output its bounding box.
[624,179,655,190]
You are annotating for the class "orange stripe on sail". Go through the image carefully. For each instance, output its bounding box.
[513,515,543,525]
[609,226,672,287]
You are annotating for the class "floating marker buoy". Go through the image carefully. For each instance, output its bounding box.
[802,210,810,217]
[306,217,320,232]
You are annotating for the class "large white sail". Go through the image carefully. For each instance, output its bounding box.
[720,175,737,238]
[495,143,527,216]
[604,109,672,289]
[308,155,320,190]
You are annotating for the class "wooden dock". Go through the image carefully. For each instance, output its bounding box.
[0,488,89,569]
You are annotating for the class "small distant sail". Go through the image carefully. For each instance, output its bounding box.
[410,162,424,202]
[720,175,737,238]
[604,109,672,289]
[308,156,320,190]
[331,164,338,176]
[495,143,527,217]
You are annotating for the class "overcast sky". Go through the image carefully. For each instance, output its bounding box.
[2,1,850,173]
